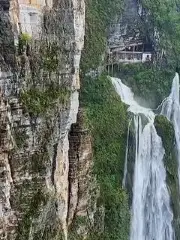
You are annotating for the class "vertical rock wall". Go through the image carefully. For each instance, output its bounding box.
[68,109,104,238]
[108,0,141,49]
[0,0,86,239]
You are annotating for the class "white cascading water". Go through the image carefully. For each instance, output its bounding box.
[111,77,174,240]
[122,120,131,188]
[161,73,180,188]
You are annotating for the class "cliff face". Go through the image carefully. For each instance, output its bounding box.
[108,0,142,49]
[68,110,104,238]
[108,0,155,53]
[0,0,88,239]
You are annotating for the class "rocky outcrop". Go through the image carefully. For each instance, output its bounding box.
[68,110,93,225]
[0,0,85,239]
[68,109,104,238]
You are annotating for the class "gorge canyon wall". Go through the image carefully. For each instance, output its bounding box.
[0,0,100,239]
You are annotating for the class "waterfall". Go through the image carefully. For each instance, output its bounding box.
[111,77,174,240]
[161,73,180,188]
[122,120,131,188]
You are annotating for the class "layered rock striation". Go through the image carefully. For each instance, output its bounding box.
[0,0,90,239]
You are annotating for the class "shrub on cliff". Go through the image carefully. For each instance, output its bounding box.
[20,86,70,116]
[154,115,180,238]
[154,115,175,154]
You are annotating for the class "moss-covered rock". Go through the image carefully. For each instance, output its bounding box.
[154,115,180,238]
[20,86,70,116]
[15,181,50,239]
[154,115,175,154]
[13,128,29,149]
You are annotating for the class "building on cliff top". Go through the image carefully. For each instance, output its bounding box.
[107,0,153,65]
[107,39,153,65]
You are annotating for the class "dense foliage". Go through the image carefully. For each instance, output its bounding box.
[154,115,175,154]
[140,0,180,67]
[80,0,123,72]
[79,1,180,239]
[80,75,130,239]
[154,115,180,238]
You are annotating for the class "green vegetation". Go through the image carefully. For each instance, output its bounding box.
[154,115,177,182]
[16,185,63,240]
[141,0,180,67]
[13,128,29,149]
[16,180,49,240]
[80,74,130,239]
[41,42,59,72]
[81,0,123,72]
[69,216,88,240]
[20,85,70,116]
[20,33,32,45]
[154,115,180,238]
[154,115,175,154]
[113,63,174,108]
[30,151,48,174]
[18,32,32,54]
[78,0,180,239]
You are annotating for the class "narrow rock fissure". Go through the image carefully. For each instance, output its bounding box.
[51,143,58,186]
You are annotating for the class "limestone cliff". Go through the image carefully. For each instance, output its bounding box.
[108,0,142,49]
[108,0,153,52]
[68,109,104,239]
[0,0,93,239]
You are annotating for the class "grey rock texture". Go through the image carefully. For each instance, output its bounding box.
[0,0,100,239]
[68,109,103,238]
[108,0,142,49]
